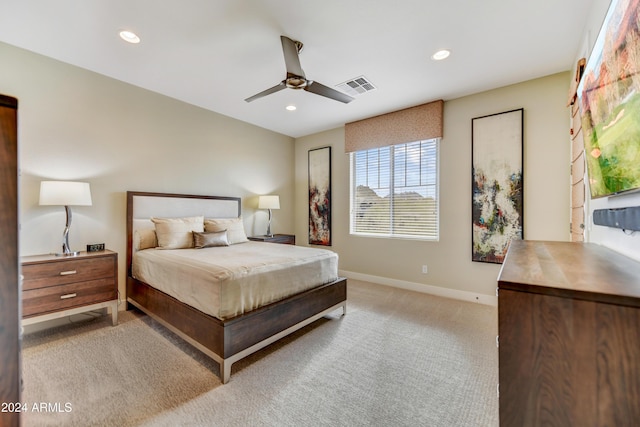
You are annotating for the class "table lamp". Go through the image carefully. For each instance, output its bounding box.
[258,195,280,237]
[39,181,92,256]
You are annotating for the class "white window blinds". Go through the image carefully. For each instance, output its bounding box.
[350,139,439,240]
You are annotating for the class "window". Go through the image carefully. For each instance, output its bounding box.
[350,139,439,240]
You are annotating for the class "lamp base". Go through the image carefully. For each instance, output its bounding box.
[266,208,273,238]
[54,250,81,257]
[57,206,81,257]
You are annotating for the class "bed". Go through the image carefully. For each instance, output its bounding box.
[125,191,347,384]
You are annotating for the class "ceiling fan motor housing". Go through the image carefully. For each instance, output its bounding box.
[285,76,307,89]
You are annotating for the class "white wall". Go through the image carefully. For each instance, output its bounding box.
[576,0,640,262]
[295,72,571,301]
[0,42,295,301]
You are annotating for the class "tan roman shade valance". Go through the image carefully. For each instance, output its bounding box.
[344,99,443,152]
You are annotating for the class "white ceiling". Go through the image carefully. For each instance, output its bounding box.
[0,0,595,138]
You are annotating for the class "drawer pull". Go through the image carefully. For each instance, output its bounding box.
[59,270,77,276]
[60,293,77,300]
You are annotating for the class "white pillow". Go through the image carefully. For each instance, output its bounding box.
[134,228,158,250]
[204,217,248,245]
[151,216,204,249]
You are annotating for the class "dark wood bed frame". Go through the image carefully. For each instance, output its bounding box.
[125,191,347,383]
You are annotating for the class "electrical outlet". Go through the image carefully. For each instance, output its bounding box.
[421,265,428,274]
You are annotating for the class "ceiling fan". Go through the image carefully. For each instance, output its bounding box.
[244,36,354,104]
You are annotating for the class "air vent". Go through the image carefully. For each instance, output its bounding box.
[336,76,377,97]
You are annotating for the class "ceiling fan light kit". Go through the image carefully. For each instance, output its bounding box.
[245,36,354,104]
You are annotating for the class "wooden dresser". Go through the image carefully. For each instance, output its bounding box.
[21,250,118,326]
[497,240,640,426]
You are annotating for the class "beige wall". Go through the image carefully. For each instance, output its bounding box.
[295,72,571,299]
[0,42,295,300]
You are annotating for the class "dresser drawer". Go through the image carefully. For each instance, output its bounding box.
[22,256,115,291]
[22,278,117,317]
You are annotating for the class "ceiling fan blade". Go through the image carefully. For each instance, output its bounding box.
[244,81,286,102]
[305,81,354,104]
[280,36,306,78]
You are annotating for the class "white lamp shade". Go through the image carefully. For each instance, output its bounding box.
[39,181,92,206]
[258,195,280,210]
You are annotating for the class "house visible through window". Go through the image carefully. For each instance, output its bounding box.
[350,139,439,240]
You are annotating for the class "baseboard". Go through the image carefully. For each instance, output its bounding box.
[339,270,498,307]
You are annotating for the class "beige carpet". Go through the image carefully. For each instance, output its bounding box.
[21,280,499,426]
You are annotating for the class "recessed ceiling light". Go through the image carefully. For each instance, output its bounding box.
[119,30,140,44]
[431,49,450,61]
[285,105,297,111]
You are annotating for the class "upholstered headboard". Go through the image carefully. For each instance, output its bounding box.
[126,191,241,275]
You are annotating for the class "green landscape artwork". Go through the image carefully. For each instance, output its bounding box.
[578,0,640,198]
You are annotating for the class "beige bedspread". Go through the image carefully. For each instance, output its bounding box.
[132,241,338,320]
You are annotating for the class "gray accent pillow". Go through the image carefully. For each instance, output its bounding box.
[193,230,230,248]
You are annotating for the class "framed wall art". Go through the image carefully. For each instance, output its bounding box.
[308,146,332,246]
[577,0,640,199]
[472,108,523,263]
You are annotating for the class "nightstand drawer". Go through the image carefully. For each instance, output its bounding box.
[267,235,295,245]
[22,278,117,317]
[22,256,115,291]
[248,234,295,245]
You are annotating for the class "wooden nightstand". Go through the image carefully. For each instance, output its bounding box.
[21,250,118,326]
[248,234,295,245]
